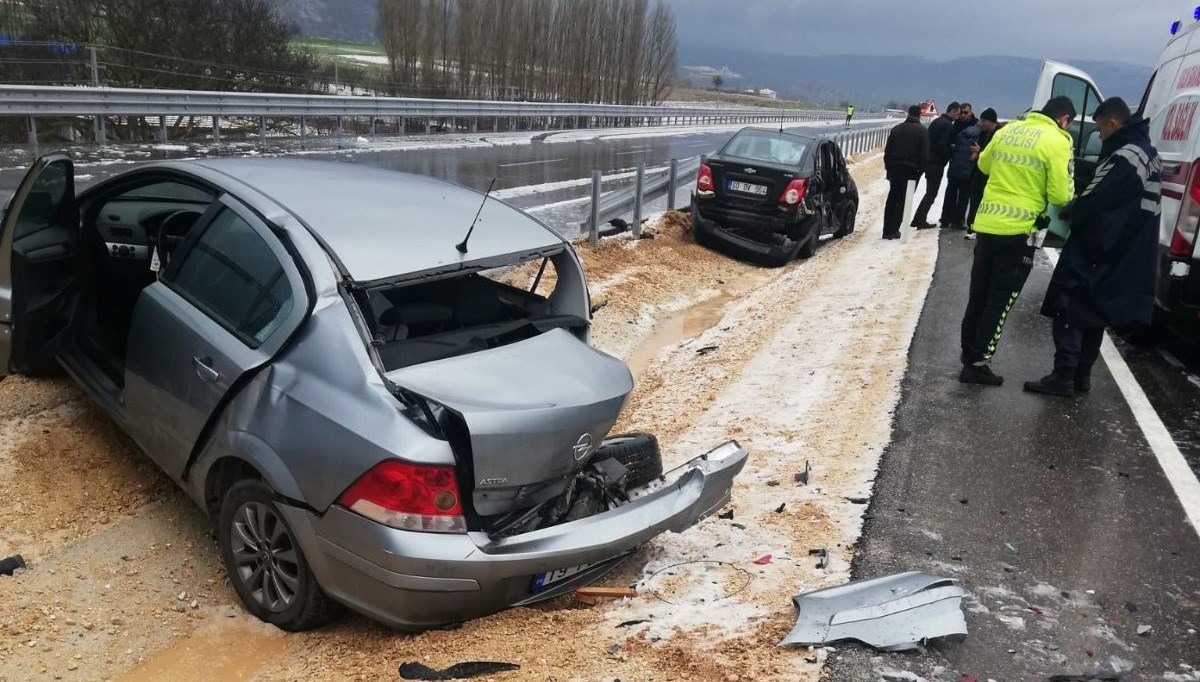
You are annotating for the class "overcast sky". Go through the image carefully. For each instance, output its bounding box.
[666,0,1187,66]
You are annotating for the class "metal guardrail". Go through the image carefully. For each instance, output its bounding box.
[582,122,896,245]
[0,84,886,145]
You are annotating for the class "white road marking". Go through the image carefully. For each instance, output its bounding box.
[497,158,566,168]
[1046,248,1200,539]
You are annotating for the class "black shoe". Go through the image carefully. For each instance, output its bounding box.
[1074,366,1093,393]
[912,221,937,230]
[882,232,901,240]
[959,364,1004,386]
[1024,370,1075,397]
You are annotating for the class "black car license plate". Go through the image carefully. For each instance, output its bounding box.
[729,180,768,196]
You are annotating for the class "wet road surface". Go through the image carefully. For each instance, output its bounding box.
[825,230,1200,680]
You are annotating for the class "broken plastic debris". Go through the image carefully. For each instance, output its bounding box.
[795,461,811,485]
[809,548,829,569]
[696,345,719,356]
[576,587,637,601]
[779,572,969,652]
[616,619,648,628]
[0,555,26,576]
[754,555,773,565]
[399,662,520,680]
[1137,624,1152,636]
[718,509,734,520]
[775,503,786,513]
[846,496,869,505]
[1048,675,1121,682]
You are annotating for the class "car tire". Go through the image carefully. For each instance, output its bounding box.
[596,433,663,489]
[797,214,822,259]
[833,203,857,239]
[218,479,337,631]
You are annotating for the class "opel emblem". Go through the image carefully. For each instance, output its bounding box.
[573,433,594,461]
[744,168,757,174]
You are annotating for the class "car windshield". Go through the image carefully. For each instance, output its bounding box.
[722,132,809,166]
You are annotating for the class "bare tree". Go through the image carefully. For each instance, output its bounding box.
[377,0,676,105]
[712,74,724,92]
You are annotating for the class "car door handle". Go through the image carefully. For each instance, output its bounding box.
[192,356,221,382]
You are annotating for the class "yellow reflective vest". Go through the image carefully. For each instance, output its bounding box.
[975,112,1075,236]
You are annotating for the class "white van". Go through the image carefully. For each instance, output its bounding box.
[1036,14,1200,336]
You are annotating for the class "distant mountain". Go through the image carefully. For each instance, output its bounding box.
[677,46,1152,116]
[272,0,377,42]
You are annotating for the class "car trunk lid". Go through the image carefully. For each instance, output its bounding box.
[708,156,798,214]
[385,328,634,517]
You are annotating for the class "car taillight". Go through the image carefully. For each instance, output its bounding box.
[1171,162,1200,257]
[780,178,808,206]
[337,460,466,533]
[697,163,714,192]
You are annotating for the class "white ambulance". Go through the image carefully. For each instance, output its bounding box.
[1037,11,1200,336]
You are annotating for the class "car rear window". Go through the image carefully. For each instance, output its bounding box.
[722,132,809,166]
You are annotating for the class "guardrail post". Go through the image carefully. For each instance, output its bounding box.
[336,115,343,139]
[212,115,220,144]
[472,117,479,133]
[160,116,169,143]
[26,116,37,152]
[300,116,307,143]
[426,118,433,134]
[370,117,377,136]
[668,158,679,211]
[588,170,602,247]
[258,116,266,143]
[633,163,645,239]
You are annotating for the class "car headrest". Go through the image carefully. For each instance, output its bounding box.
[380,302,454,327]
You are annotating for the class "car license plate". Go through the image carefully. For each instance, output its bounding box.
[729,180,768,196]
[532,561,603,591]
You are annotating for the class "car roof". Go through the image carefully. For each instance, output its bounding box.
[189,158,565,283]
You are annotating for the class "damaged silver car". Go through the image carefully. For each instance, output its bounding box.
[0,155,747,630]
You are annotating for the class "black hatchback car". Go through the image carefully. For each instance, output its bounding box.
[692,128,858,267]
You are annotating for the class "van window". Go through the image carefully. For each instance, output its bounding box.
[1053,74,1102,154]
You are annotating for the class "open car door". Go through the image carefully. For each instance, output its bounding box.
[0,153,78,378]
[1033,60,1106,193]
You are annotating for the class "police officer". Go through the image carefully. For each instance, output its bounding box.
[959,96,1076,386]
[846,104,855,128]
[1025,97,1162,396]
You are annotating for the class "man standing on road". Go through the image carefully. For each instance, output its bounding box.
[912,102,961,230]
[959,96,1076,386]
[1025,97,1162,396]
[965,108,1004,239]
[846,104,855,128]
[882,105,930,240]
[940,103,979,230]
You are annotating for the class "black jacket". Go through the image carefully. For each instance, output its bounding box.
[926,114,956,168]
[971,122,1005,184]
[947,116,981,181]
[1041,116,1163,328]
[884,115,930,181]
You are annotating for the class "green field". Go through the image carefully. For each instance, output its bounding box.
[290,36,385,56]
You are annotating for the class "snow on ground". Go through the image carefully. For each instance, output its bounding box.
[336,54,389,66]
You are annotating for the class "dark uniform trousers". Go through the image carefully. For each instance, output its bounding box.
[960,233,1035,365]
[1052,319,1104,372]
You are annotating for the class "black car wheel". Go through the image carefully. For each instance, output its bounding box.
[797,207,827,260]
[833,203,857,239]
[219,479,337,631]
[596,433,663,489]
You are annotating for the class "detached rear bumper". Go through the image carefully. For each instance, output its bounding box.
[288,441,748,629]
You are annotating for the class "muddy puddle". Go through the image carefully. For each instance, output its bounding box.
[114,621,290,682]
[626,272,772,378]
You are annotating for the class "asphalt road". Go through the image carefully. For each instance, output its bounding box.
[0,119,882,214]
[825,230,1200,681]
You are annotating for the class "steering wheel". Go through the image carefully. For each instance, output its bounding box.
[157,210,201,266]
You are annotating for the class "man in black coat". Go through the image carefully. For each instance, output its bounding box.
[882,104,931,239]
[1025,97,1162,396]
[940,103,978,230]
[911,102,960,229]
[965,107,1003,238]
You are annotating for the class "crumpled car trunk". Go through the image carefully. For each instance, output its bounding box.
[386,328,634,519]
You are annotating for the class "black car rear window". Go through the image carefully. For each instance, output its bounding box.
[722,132,809,166]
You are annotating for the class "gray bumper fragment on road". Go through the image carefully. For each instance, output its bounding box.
[779,572,969,652]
